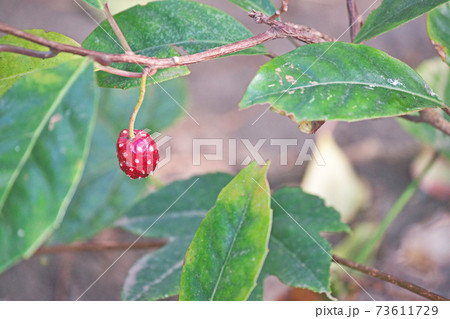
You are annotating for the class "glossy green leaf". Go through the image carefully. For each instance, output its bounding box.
[240,42,445,123]
[179,162,272,301]
[0,59,97,273]
[82,0,105,9]
[120,173,233,300]
[0,30,80,97]
[354,0,450,43]
[228,0,276,16]
[427,3,450,66]
[398,58,450,159]
[83,0,268,89]
[122,238,189,301]
[47,122,148,245]
[49,78,189,244]
[249,187,349,300]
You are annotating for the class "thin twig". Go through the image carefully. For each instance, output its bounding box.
[103,2,133,54]
[0,10,333,70]
[36,240,167,255]
[346,0,363,42]
[0,44,58,58]
[270,0,290,20]
[332,254,448,301]
[0,21,278,68]
[271,1,300,49]
[96,65,144,78]
[400,110,450,137]
[250,10,335,43]
[419,109,450,136]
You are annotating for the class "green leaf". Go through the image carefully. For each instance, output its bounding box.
[49,78,189,244]
[0,59,97,273]
[427,2,450,66]
[83,0,268,89]
[250,187,349,300]
[240,42,445,123]
[179,162,272,301]
[228,0,277,16]
[247,276,264,300]
[120,173,233,300]
[82,0,105,9]
[0,30,80,97]
[122,238,189,301]
[397,58,450,159]
[354,0,450,43]
[47,123,148,245]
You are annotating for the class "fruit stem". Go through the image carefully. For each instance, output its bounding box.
[127,68,152,140]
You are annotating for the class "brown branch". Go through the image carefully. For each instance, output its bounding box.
[399,109,450,137]
[0,10,333,71]
[0,21,278,68]
[0,22,112,65]
[332,254,448,301]
[346,0,363,42]
[103,2,133,54]
[96,65,144,78]
[269,1,300,49]
[36,240,167,255]
[270,0,290,20]
[250,10,335,43]
[419,109,450,136]
[0,44,58,58]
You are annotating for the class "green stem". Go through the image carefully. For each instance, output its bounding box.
[356,151,439,263]
[127,69,150,140]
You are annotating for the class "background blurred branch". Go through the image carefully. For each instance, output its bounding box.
[37,241,448,301]
[37,240,167,254]
[332,254,448,301]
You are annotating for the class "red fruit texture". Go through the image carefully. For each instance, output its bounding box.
[116,129,159,179]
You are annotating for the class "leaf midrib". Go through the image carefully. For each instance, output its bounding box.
[244,80,444,107]
[210,196,251,300]
[0,58,85,213]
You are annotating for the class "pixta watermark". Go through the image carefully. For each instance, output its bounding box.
[192,138,325,166]
[150,129,325,168]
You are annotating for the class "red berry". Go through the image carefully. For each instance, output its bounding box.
[116,129,159,179]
